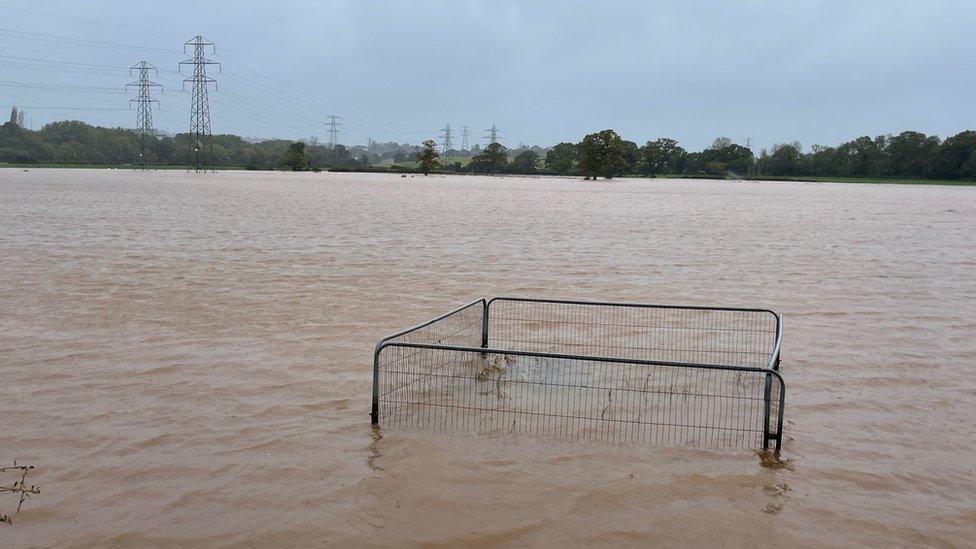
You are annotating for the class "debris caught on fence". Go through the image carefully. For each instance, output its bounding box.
[0,462,40,524]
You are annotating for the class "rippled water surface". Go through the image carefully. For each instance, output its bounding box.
[1,169,974,547]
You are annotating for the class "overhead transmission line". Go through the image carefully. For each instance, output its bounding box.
[214,50,436,138]
[0,27,180,54]
[7,105,130,111]
[0,5,185,37]
[0,80,127,93]
[0,54,133,69]
[209,97,325,135]
[0,80,180,93]
[216,52,411,126]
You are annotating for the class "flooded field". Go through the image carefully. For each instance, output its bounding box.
[1,169,974,547]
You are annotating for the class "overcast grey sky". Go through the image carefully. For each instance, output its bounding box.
[1,0,973,151]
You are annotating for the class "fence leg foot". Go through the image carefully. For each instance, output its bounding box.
[762,372,772,450]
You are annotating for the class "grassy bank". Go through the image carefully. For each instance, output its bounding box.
[625,173,975,186]
[742,174,975,186]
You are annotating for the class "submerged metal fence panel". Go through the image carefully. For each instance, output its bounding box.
[372,298,785,451]
[486,298,781,369]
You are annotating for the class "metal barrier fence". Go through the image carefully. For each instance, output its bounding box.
[372,298,785,451]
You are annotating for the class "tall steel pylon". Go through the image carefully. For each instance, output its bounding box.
[126,61,162,169]
[460,125,469,151]
[485,123,499,145]
[439,123,453,157]
[326,115,342,148]
[179,36,220,172]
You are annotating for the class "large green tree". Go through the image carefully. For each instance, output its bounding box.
[886,131,939,177]
[833,136,885,177]
[767,142,803,176]
[691,138,755,176]
[324,144,356,168]
[416,139,440,175]
[469,142,508,174]
[621,140,640,173]
[931,131,976,179]
[578,129,627,179]
[511,150,541,173]
[279,141,309,171]
[544,142,578,174]
[640,138,686,175]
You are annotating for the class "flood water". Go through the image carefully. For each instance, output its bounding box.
[1,169,974,547]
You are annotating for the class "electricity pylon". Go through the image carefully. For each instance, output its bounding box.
[439,123,453,158]
[485,123,498,145]
[326,115,341,148]
[126,61,162,169]
[179,36,220,172]
[460,125,469,151]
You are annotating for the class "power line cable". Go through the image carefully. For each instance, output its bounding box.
[0,4,186,37]
[8,105,131,111]
[0,27,179,54]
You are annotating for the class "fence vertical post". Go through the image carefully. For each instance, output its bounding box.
[762,372,772,450]
[775,381,785,452]
[371,345,381,424]
[773,314,782,371]
[481,299,490,349]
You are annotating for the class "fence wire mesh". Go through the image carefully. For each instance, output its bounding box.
[487,298,779,368]
[382,300,484,347]
[372,298,784,450]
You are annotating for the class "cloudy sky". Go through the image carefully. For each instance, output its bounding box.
[1,0,972,151]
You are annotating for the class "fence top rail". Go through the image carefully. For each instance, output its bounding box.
[487,296,779,317]
[375,298,486,349]
[375,340,786,386]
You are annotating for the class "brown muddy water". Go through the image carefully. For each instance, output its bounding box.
[0,169,974,547]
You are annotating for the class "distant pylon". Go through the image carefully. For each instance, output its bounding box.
[460,125,469,151]
[439,123,453,157]
[326,115,342,148]
[179,36,220,172]
[126,61,162,169]
[485,123,498,145]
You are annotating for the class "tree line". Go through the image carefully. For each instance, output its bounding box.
[2,119,974,181]
[413,128,976,181]
[0,120,384,170]
[545,130,976,180]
